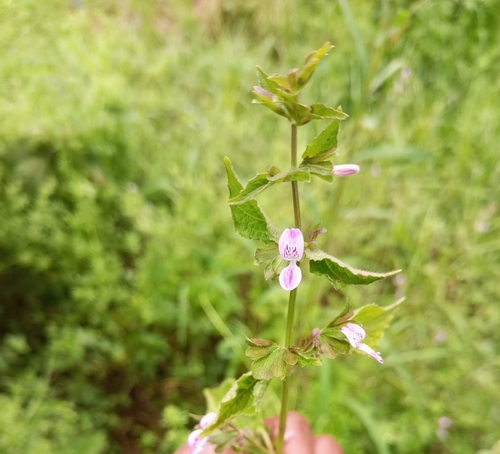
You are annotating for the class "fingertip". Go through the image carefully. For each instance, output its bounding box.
[172,444,191,454]
[286,411,312,433]
[314,434,344,454]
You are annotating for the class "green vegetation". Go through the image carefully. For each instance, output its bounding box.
[0,0,499,453]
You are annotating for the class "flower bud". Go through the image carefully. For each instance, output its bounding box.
[332,164,360,177]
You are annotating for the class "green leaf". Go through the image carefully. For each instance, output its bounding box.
[287,68,299,91]
[264,255,287,280]
[252,90,288,118]
[352,298,404,347]
[256,66,282,94]
[228,173,270,204]
[254,244,279,265]
[202,372,268,436]
[245,337,274,347]
[281,101,312,125]
[297,42,334,89]
[256,67,297,103]
[245,338,277,360]
[318,329,351,359]
[299,161,333,183]
[254,245,286,280]
[297,351,322,367]
[309,104,349,121]
[250,346,297,380]
[203,378,236,414]
[229,168,310,205]
[301,120,340,161]
[246,345,276,360]
[306,248,401,288]
[223,157,279,244]
[209,430,239,453]
[327,301,354,327]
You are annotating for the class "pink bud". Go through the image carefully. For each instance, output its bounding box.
[332,164,360,177]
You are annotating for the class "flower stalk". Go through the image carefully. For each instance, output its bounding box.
[276,123,302,454]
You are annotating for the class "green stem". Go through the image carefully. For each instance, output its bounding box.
[276,123,302,454]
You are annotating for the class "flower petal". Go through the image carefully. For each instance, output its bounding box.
[279,228,304,261]
[279,262,302,291]
[332,164,360,177]
[341,323,366,348]
[188,429,209,454]
[357,343,384,364]
[188,429,202,448]
[192,437,209,454]
[200,412,217,429]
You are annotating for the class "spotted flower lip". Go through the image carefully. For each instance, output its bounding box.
[332,164,360,177]
[341,322,384,364]
[278,228,304,291]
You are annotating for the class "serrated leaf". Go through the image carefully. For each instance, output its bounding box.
[203,379,236,414]
[283,349,298,366]
[245,337,275,347]
[297,352,322,367]
[317,337,338,359]
[202,372,268,436]
[318,332,351,358]
[246,345,276,360]
[252,90,288,117]
[223,157,279,244]
[251,347,281,380]
[306,248,401,288]
[301,120,340,161]
[263,255,286,280]
[255,67,298,109]
[280,101,312,125]
[268,74,290,90]
[250,346,296,381]
[229,168,310,205]
[254,244,286,280]
[268,168,310,183]
[287,68,299,91]
[209,430,239,453]
[327,301,354,327]
[256,66,281,94]
[299,161,333,183]
[352,298,404,347]
[297,42,334,89]
[254,244,279,265]
[228,173,270,204]
[309,103,349,121]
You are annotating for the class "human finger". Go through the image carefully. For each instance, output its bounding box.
[314,434,344,454]
[173,441,235,454]
[265,411,315,454]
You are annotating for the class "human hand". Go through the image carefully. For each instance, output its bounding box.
[173,411,344,454]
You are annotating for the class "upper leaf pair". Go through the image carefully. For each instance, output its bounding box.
[252,42,349,126]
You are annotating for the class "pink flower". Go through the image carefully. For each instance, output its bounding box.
[187,412,218,454]
[187,429,208,454]
[332,164,360,177]
[200,412,217,428]
[341,323,384,364]
[278,228,304,291]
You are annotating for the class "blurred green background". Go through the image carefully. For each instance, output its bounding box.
[0,0,499,453]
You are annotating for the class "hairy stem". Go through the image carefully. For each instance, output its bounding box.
[276,123,302,454]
